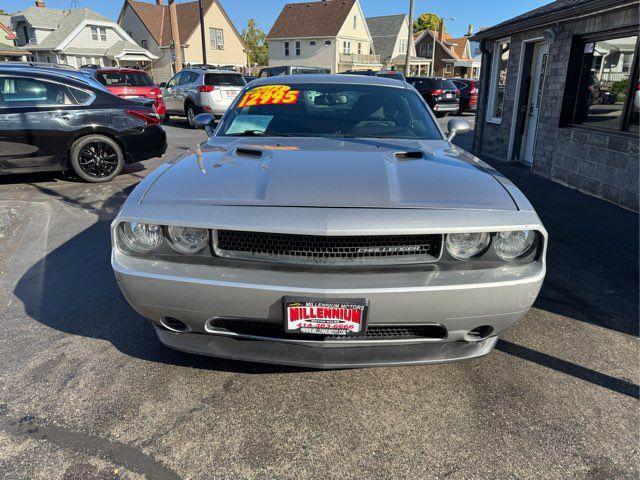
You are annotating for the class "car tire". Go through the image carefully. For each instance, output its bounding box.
[435,112,447,118]
[69,134,124,183]
[163,113,171,123]
[186,104,196,128]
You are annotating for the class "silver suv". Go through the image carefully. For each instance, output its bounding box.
[162,68,246,127]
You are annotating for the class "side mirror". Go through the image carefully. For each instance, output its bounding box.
[158,82,167,88]
[446,118,471,141]
[193,113,216,132]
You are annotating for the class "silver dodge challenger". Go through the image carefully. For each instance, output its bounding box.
[111,75,547,368]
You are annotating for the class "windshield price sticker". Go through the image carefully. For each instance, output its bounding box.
[237,85,300,108]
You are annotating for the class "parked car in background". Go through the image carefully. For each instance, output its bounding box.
[341,69,406,81]
[0,67,166,183]
[451,78,478,114]
[1,61,77,71]
[406,77,460,117]
[83,67,166,120]
[111,74,547,368]
[258,66,331,77]
[160,67,246,127]
[243,75,256,84]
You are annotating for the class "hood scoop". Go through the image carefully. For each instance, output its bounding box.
[234,147,263,159]
[394,151,424,160]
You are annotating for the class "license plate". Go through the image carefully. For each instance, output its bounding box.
[225,90,238,98]
[284,297,368,336]
[445,93,452,99]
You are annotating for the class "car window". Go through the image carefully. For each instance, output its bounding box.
[220,83,442,140]
[205,74,245,86]
[178,72,192,85]
[96,71,154,87]
[166,72,181,88]
[0,77,92,107]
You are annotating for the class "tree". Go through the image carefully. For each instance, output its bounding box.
[413,13,440,33]
[242,19,268,67]
[0,9,11,15]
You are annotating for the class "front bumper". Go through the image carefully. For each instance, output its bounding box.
[113,249,544,368]
[155,326,499,369]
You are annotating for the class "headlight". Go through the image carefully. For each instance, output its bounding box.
[494,230,536,260]
[446,232,490,260]
[119,222,163,253]
[165,225,209,254]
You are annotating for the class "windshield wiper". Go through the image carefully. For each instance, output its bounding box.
[225,130,294,137]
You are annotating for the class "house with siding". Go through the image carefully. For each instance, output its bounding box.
[11,1,156,68]
[0,15,29,61]
[366,14,430,75]
[267,0,382,73]
[414,23,480,78]
[118,0,247,83]
[471,0,638,210]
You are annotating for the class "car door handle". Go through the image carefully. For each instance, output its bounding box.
[55,113,74,121]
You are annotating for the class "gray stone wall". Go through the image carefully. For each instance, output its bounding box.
[473,4,639,211]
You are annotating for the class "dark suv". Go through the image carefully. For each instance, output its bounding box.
[451,78,478,114]
[406,77,460,117]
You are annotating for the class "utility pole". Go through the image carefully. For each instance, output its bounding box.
[198,0,207,65]
[404,0,414,75]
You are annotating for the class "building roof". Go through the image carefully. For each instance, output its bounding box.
[414,29,459,60]
[12,7,112,50]
[0,43,29,55]
[124,0,244,49]
[0,14,17,40]
[448,36,471,60]
[471,0,625,40]
[366,14,405,62]
[267,0,357,39]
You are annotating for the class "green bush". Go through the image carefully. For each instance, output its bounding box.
[611,79,629,96]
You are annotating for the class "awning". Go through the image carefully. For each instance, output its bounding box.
[114,53,155,62]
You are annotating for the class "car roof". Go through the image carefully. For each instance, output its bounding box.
[184,68,242,74]
[93,67,149,74]
[0,66,103,89]
[248,74,408,88]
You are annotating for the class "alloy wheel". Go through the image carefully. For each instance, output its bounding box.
[77,141,120,179]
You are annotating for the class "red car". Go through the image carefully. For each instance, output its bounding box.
[89,68,166,118]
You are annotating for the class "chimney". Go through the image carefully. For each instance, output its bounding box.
[466,24,474,36]
[35,0,45,7]
[168,0,183,72]
[438,19,445,41]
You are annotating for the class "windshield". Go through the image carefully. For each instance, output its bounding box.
[204,73,245,86]
[96,71,154,87]
[219,83,441,140]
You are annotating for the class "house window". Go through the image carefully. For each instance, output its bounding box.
[209,29,224,49]
[486,39,510,122]
[91,27,107,42]
[295,41,301,56]
[400,39,407,54]
[353,16,357,29]
[563,30,639,134]
[310,40,316,46]
[284,41,290,56]
[343,41,351,54]
[444,63,452,74]
[357,43,362,55]
[140,39,147,49]
[325,40,331,46]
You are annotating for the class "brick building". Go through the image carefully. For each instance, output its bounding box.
[471,0,639,210]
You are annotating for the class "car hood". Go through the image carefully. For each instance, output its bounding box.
[141,137,516,211]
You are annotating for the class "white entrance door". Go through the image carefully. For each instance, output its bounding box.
[522,43,549,165]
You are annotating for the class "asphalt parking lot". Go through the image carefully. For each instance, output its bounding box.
[0,114,637,479]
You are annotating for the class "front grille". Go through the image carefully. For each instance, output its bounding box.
[214,230,442,266]
[207,318,447,341]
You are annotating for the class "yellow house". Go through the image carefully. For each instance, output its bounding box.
[118,0,247,83]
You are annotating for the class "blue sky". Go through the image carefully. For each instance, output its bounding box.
[8,0,548,39]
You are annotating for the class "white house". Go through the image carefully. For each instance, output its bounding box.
[366,14,430,75]
[11,0,156,69]
[266,0,382,73]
